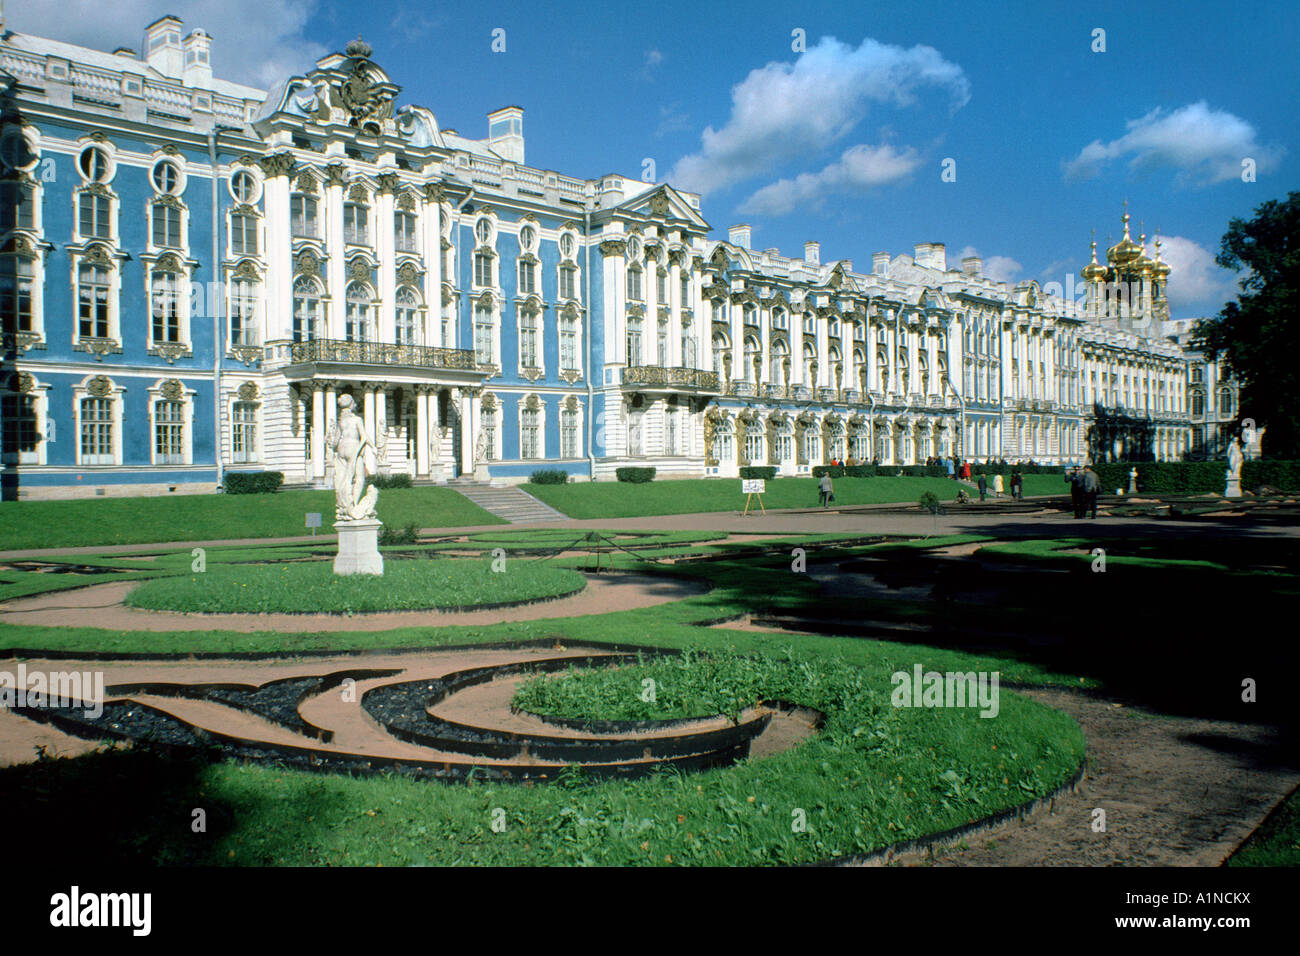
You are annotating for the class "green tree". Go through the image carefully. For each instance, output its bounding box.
[1193,192,1300,457]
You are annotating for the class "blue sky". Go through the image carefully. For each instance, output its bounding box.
[15,0,1299,317]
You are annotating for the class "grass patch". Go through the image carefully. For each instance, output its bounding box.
[123,558,585,614]
[525,477,969,519]
[1227,785,1300,866]
[0,487,503,551]
[5,642,1084,866]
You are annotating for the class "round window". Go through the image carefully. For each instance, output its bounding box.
[152,160,180,194]
[475,219,492,244]
[230,170,259,204]
[79,146,111,183]
[559,233,575,258]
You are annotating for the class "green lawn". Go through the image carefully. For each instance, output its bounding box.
[1228,786,1300,866]
[525,476,968,519]
[0,487,504,551]
[124,558,585,614]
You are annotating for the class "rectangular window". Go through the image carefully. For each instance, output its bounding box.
[561,409,579,458]
[78,264,111,339]
[520,313,538,367]
[394,211,418,252]
[344,203,369,245]
[291,196,318,238]
[481,411,496,461]
[154,399,185,464]
[1,256,34,333]
[627,268,643,301]
[657,321,668,365]
[151,275,182,344]
[680,275,690,309]
[152,203,182,248]
[1,393,39,465]
[1,183,35,230]
[521,408,540,458]
[518,260,536,295]
[560,265,576,300]
[230,213,258,255]
[232,401,258,463]
[560,318,578,371]
[474,306,494,364]
[78,193,111,239]
[230,279,257,347]
[79,396,114,465]
[656,270,667,303]
[474,253,493,287]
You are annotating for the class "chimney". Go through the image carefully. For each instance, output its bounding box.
[872,251,890,275]
[930,242,946,271]
[804,241,820,265]
[961,255,982,277]
[487,106,524,164]
[143,15,185,79]
[112,47,138,59]
[183,30,212,87]
[728,224,751,249]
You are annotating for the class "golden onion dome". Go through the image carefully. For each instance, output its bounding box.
[1081,238,1107,282]
[1107,212,1144,265]
[1153,234,1171,277]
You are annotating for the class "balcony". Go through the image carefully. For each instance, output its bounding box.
[728,381,758,397]
[286,338,479,372]
[763,383,787,400]
[816,387,837,403]
[622,365,721,393]
[791,386,813,401]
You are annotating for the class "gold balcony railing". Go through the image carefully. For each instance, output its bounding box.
[623,365,720,392]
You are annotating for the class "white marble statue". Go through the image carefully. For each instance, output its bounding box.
[1227,438,1244,481]
[474,429,487,465]
[327,394,379,521]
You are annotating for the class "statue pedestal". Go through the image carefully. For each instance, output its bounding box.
[1225,478,1242,499]
[334,518,384,575]
[473,463,491,482]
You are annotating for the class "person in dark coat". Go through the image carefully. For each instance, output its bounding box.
[1080,466,1101,518]
[1067,466,1083,518]
[1010,470,1023,500]
[977,473,987,501]
[818,472,834,508]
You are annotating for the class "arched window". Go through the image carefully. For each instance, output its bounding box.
[803,342,816,385]
[715,418,734,464]
[772,308,787,331]
[827,421,846,461]
[681,316,696,367]
[345,282,372,342]
[712,332,729,378]
[292,276,321,342]
[744,335,761,382]
[771,339,789,387]
[775,420,793,461]
[877,349,889,392]
[1218,388,1234,415]
[744,422,763,464]
[803,421,820,463]
[231,401,257,463]
[395,286,420,345]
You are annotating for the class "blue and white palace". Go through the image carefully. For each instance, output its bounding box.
[0,17,1240,498]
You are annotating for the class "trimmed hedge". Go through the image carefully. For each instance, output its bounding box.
[368,473,414,489]
[812,464,878,478]
[615,467,656,483]
[223,471,284,495]
[738,466,776,480]
[378,522,422,545]
[529,469,570,485]
[971,462,1066,476]
[1093,460,1300,495]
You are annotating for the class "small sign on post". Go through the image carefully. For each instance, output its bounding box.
[306,512,322,535]
[741,478,766,517]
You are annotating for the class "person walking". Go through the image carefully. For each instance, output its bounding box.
[977,473,987,501]
[1080,466,1101,518]
[959,460,971,481]
[1011,469,1023,500]
[1067,466,1083,518]
[818,471,834,508]
[945,456,955,480]
[992,472,1004,497]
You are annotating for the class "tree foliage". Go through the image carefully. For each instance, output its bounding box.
[1193,191,1300,457]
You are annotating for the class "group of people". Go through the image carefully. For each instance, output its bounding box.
[934,455,1024,503]
[1065,465,1102,519]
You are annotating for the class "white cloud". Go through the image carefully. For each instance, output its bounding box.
[738,144,921,216]
[957,245,1022,283]
[1157,235,1239,314]
[8,0,328,89]
[669,35,969,197]
[1064,101,1284,186]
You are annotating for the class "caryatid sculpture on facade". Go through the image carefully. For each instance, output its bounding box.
[327,393,379,521]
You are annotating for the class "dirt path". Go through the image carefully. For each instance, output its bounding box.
[879,688,1299,867]
[0,572,705,633]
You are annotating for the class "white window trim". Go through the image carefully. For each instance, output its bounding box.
[225,206,263,260]
[147,381,194,466]
[226,269,264,351]
[1,376,50,466]
[143,261,194,355]
[73,376,124,467]
[516,299,544,374]
[228,391,263,466]
[74,186,118,246]
[3,242,47,345]
[479,400,502,462]
[559,402,583,460]
[70,248,123,349]
[518,397,546,460]
[558,305,584,376]
[146,195,190,256]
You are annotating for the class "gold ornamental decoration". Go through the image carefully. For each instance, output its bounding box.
[86,375,114,398]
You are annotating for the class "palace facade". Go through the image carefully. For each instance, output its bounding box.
[0,18,1238,498]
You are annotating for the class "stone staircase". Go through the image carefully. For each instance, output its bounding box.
[454,483,569,524]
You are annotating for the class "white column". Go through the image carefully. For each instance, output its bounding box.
[311,382,325,478]
[460,389,476,474]
[363,384,377,449]
[668,257,682,367]
[377,182,397,342]
[261,159,293,342]
[422,186,443,346]
[326,175,345,339]
[791,307,805,386]
[415,386,430,476]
